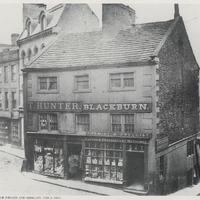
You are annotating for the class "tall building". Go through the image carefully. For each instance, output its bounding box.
[22,4,199,195]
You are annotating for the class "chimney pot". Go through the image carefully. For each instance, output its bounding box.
[11,33,20,46]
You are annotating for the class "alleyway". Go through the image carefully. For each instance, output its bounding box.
[0,151,95,196]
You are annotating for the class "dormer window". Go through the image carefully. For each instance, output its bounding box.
[41,14,46,31]
[27,20,31,36]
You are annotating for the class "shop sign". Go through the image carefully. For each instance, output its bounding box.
[86,131,152,138]
[27,101,152,113]
[156,137,169,152]
[85,137,149,144]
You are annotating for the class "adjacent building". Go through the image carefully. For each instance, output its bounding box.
[22,4,199,195]
[0,34,21,147]
[16,3,99,148]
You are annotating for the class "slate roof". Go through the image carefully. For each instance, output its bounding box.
[28,19,174,69]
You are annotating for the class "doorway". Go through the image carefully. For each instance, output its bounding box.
[126,152,145,190]
[68,143,83,180]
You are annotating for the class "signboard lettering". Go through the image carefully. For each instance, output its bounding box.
[28,101,152,113]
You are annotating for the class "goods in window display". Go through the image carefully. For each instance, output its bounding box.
[104,158,110,165]
[34,156,43,172]
[86,156,91,164]
[44,154,54,174]
[98,158,103,165]
[54,157,64,177]
[118,159,123,166]
[92,157,97,164]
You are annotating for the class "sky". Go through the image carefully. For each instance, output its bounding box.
[0,1,200,64]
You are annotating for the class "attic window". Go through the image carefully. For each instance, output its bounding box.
[27,20,31,36]
[41,14,47,31]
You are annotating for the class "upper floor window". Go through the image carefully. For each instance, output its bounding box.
[111,114,134,133]
[74,75,89,92]
[109,72,134,90]
[41,14,46,31]
[39,113,58,131]
[27,20,31,36]
[187,140,194,157]
[21,51,26,67]
[11,65,16,81]
[0,67,2,82]
[4,66,8,82]
[41,43,45,50]
[76,114,90,132]
[38,77,57,91]
[5,92,8,109]
[0,92,2,109]
[27,49,32,61]
[12,92,17,109]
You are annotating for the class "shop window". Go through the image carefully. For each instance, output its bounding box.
[5,92,8,109]
[85,140,123,183]
[12,92,17,109]
[11,121,19,141]
[76,114,90,132]
[159,156,164,179]
[74,75,89,92]
[38,77,58,92]
[187,140,194,157]
[0,120,9,140]
[34,139,64,177]
[11,65,16,81]
[109,72,134,90]
[4,66,8,82]
[39,113,58,131]
[111,114,134,133]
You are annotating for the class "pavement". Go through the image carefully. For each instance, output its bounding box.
[0,144,200,196]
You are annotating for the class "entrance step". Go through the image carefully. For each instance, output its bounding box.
[124,187,148,195]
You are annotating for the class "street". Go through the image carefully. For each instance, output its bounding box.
[0,151,95,196]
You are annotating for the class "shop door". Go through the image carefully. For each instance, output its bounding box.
[126,152,144,190]
[187,169,193,186]
[68,143,83,179]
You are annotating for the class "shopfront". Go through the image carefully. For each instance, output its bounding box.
[27,132,151,191]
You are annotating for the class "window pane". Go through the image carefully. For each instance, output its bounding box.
[110,74,121,88]
[39,114,48,130]
[0,92,2,108]
[39,78,47,90]
[49,114,58,130]
[12,92,17,109]
[5,92,8,109]
[11,65,16,81]
[123,73,134,87]
[125,115,134,124]
[112,115,121,124]
[112,124,121,132]
[77,114,89,131]
[49,77,57,90]
[76,75,89,90]
[124,124,134,133]
[4,66,8,82]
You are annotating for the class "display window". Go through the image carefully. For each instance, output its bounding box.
[34,139,64,177]
[84,141,123,184]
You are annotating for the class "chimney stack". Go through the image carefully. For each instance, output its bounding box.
[102,4,135,38]
[11,33,19,46]
[174,4,180,18]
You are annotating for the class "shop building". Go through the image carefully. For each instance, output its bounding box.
[22,4,199,195]
[0,34,22,147]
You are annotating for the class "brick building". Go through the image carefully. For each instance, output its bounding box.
[0,34,22,146]
[22,4,199,195]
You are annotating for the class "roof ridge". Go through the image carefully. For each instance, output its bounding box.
[136,19,174,26]
[153,17,180,56]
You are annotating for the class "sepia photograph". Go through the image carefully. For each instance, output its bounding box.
[0,0,200,198]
